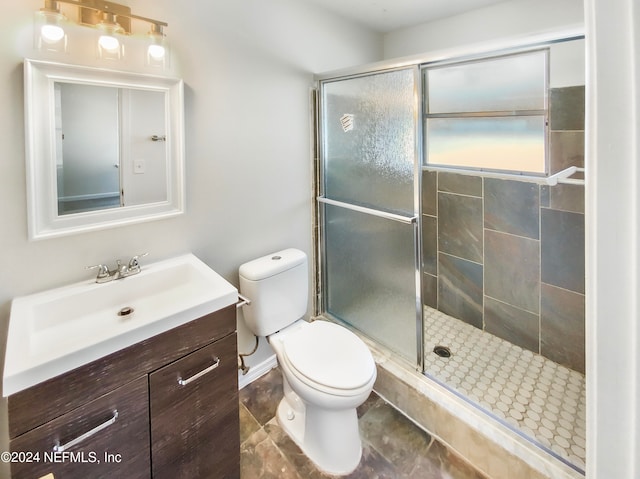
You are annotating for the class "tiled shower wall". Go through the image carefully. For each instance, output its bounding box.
[421,86,585,374]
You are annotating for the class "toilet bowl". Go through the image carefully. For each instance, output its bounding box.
[239,249,377,475]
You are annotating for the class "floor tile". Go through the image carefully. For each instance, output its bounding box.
[240,367,490,478]
[239,367,283,426]
[240,428,301,479]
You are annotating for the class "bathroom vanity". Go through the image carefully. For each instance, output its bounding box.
[7,306,239,479]
[3,254,241,479]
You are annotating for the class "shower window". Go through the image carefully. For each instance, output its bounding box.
[423,49,548,174]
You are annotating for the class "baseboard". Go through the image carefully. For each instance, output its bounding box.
[238,354,278,390]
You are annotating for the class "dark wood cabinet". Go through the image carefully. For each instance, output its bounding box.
[150,333,240,478]
[7,305,240,479]
[10,376,150,479]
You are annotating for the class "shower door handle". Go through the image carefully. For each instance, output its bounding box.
[317,197,417,225]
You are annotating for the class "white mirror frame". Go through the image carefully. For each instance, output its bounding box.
[24,59,185,240]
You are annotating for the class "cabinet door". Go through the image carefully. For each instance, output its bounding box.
[150,333,239,479]
[9,376,150,479]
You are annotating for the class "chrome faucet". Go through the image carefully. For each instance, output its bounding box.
[87,253,149,283]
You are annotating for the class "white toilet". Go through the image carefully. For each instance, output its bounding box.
[239,248,376,475]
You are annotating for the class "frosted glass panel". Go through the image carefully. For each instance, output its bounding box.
[427,116,546,173]
[322,69,415,215]
[324,205,417,362]
[427,51,547,113]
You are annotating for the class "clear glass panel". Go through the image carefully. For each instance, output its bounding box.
[322,69,415,215]
[426,50,547,113]
[426,116,546,173]
[324,205,417,362]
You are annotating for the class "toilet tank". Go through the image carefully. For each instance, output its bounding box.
[239,248,308,337]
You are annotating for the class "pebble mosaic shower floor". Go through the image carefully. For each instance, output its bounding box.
[423,307,587,472]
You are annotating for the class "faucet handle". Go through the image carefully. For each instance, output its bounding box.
[86,264,110,281]
[127,252,149,272]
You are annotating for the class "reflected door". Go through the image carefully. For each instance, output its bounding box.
[56,83,121,215]
[318,68,421,364]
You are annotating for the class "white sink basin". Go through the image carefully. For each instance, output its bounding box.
[3,253,237,397]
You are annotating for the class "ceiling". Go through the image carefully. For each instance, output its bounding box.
[299,0,509,33]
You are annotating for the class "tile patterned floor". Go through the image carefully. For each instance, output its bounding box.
[239,367,489,479]
[423,307,586,472]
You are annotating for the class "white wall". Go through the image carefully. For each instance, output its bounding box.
[383,0,584,59]
[0,0,382,473]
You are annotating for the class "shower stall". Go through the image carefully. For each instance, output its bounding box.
[315,36,586,475]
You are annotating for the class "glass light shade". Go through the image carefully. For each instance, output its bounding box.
[96,17,125,61]
[146,31,169,69]
[34,10,68,53]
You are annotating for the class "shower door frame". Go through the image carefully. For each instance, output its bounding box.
[313,65,425,371]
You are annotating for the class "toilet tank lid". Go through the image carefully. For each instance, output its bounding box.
[239,248,307,281]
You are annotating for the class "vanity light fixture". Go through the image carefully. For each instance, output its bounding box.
[34,0,168,66]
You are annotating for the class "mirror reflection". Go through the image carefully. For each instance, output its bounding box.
[54,82,168,216]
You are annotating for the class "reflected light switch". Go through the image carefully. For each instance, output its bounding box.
[134,159,146,174]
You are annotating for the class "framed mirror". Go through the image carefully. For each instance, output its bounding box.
[24,59,185,240]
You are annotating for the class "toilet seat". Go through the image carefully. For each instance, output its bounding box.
[282,321,376,392]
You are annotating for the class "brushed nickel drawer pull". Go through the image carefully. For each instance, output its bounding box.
[53,410,119,453]
[177,357,220,386]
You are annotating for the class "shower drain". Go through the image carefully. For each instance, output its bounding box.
[433,345,452,358]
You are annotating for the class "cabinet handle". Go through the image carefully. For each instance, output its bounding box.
[177,357,220,386]
[53,410,119,453]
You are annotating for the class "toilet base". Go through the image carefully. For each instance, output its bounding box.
[276,395,362,475]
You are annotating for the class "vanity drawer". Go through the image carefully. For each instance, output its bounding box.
[150,333,240,479]
[9,375,150,479]
[8,305,236,439]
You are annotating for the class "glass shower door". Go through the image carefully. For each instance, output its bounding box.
[318,68,421,364]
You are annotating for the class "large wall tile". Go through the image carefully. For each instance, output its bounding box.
[438,253,483,329]
[484,178,539,239]
[549,131,585,174]
[484,297,539,353]
[485,230,540,314]
[422,214,437,275]
[540,184,585,214]
[541,283,585,373]
[438,172,483,197]
[422,273,437,309]
[549,86,585,131]
[438,192,483,263]
[422,169,437,216]
[541,209,585,294]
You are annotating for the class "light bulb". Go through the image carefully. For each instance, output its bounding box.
[98,35,120,52]
[147,44,166,60]
[41,24,65,43]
